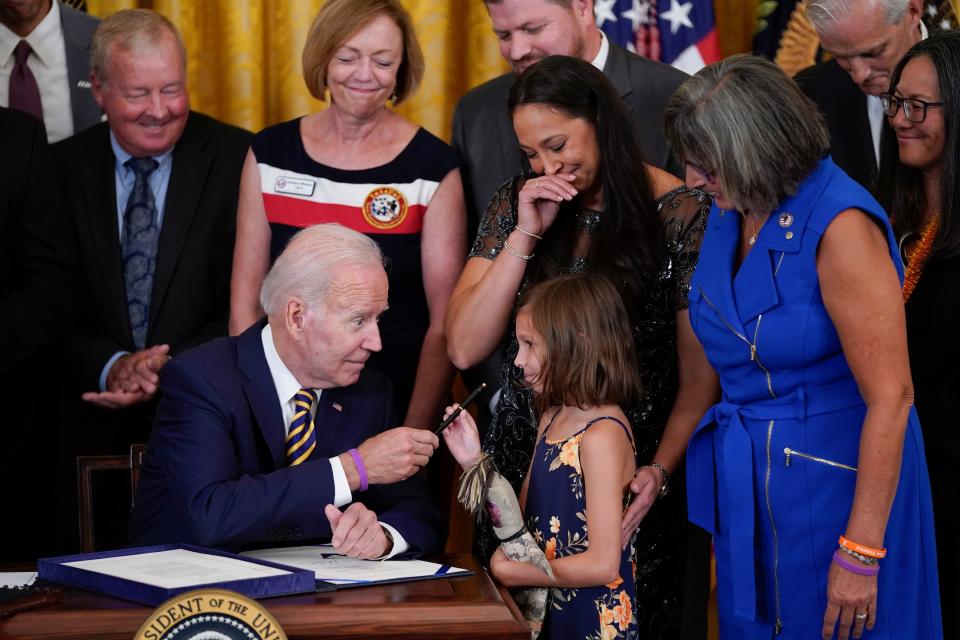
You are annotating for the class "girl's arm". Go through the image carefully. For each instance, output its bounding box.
[491,418,634,589]
[402,169,467,427]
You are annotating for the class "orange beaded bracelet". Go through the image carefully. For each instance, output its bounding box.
[839,535,886,559]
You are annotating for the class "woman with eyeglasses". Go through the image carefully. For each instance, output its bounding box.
[666,54,942,639]
[877,30,960,639]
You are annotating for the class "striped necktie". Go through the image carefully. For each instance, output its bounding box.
[286,389,317,466]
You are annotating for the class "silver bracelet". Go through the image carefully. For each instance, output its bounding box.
[514,224,543,240]
[503,239,534,261]
[649,462,669,499]
[839,545,879,565]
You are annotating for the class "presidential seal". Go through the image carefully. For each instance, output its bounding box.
[135,589,287,640]
[362,187,408,230]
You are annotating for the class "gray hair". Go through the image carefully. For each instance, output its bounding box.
[806,0,910,33]
[664,54,829,215]
[260,223,386,316]
[90,9,187,82]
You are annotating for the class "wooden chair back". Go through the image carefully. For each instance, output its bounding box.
[76,444,146,553]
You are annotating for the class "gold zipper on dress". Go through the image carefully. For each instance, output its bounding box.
[765,420,783,634]
[700,285,783,632]
[700,287,776,398]
[783,448,857,471]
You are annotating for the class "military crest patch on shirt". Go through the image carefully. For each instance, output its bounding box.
[362,187,408,230]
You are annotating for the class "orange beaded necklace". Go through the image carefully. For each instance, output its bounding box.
[902,216,940,302]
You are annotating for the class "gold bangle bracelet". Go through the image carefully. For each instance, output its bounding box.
[503,239,534,261]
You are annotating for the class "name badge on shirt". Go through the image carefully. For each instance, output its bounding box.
[274,176,316,197]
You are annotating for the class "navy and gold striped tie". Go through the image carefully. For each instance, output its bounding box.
[286,389,317,466]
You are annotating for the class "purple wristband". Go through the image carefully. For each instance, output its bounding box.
[833,551,880,576]
[348,448,368,492]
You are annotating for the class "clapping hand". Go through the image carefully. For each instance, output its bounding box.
[82,344,171,409]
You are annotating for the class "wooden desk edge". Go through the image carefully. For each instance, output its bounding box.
[0,555,531,640]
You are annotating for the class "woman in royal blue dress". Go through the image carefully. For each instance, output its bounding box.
[663,55,942,639]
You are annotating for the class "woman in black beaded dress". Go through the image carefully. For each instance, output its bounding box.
[446,56,717,638]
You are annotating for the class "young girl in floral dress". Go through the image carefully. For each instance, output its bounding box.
[443,274,640,640]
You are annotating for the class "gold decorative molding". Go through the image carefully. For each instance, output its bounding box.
[775,1,820,76]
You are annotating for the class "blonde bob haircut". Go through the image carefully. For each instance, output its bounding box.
[518,274,642,414]
[302,0,424,105]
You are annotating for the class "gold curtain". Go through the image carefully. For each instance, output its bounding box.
[85,0,509,140]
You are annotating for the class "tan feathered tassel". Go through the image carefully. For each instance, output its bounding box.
[457,454,552,638]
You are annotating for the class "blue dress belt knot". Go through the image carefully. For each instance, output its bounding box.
[685,377,863,621]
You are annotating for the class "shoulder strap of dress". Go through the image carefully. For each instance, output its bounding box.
[582,416,634,447]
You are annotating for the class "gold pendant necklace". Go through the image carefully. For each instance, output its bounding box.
[745,213,763,245]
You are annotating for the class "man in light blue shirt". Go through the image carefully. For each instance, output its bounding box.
[52,9,251,550]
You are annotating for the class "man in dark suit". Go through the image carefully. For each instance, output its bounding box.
[130,224,446,556]
[795,0,925,189]
[0,107,82,560]
[0,0,102,141]
[453,0,687,234]
[52,9,250,550]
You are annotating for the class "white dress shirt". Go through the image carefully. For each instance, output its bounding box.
[591,29,610,72]
[97,133,177,391]
[261,324,408,558]
[0,1,74,142]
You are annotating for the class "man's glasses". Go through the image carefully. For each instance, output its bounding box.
[880,93,943,123]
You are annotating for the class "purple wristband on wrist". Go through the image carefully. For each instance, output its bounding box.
[833,551,880,576]
[348,448,368,492]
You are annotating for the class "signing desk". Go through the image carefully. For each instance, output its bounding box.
[0,554,529,640]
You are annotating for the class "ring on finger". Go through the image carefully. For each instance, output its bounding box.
[855,612,868,621]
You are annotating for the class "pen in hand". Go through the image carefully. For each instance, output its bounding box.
[434,382,487,436]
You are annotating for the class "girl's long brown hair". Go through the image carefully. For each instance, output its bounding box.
[519,274,642,414]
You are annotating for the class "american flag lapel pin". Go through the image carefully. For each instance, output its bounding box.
[332,402,343,412]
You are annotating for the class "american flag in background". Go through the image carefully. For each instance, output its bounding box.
[596,0,722,74]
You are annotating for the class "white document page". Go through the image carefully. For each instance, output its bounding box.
[243,546,470,585]
[0,572,37,588]
[63,549,291,589]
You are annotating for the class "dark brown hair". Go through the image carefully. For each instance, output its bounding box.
[518,274,641,412]
[879,31,960,260]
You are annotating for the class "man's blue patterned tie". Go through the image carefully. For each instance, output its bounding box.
[287,389,318,466]
[122,157,160,350]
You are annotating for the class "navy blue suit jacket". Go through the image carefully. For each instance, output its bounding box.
[128,320,447,554]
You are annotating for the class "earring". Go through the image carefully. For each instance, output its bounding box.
[390,89,398,105]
